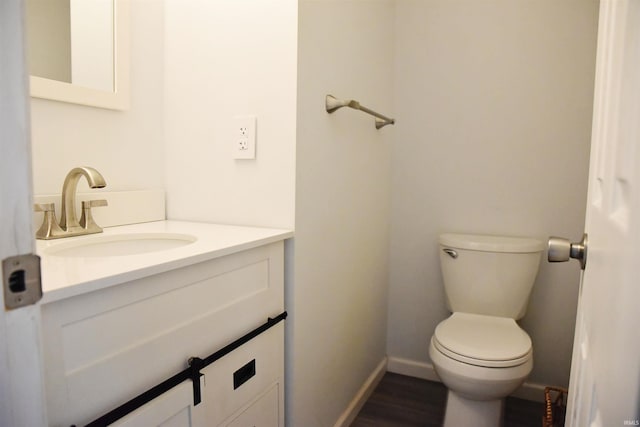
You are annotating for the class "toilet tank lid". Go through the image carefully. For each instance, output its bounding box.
[439,233,544,253]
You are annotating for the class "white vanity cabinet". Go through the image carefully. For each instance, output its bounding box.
[40,240,285,427]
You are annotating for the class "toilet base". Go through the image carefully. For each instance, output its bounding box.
[443,390,504,427]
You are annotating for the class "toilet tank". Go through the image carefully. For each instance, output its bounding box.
[439,233,544,319]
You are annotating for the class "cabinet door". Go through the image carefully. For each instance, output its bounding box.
[203,324,284,426]
[223,385,279,427]
[112,379,205,427]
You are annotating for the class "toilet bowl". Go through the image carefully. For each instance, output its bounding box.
[431,234,543,426]
[430,313,533,426]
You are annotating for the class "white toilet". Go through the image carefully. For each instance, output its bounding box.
[429,233,543,427]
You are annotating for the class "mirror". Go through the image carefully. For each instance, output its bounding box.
[25,0,130,110]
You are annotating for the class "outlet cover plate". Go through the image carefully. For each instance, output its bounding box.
[233,115,256,160]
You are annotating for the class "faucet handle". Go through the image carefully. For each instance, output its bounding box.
[34,202,55,212]
[34,203,65,240]
[82,199,108,209]
[80,199,108,233]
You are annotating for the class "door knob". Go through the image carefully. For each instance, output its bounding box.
[547,233,588,270]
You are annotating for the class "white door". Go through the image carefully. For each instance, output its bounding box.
[564,1,640,426]
[0,1,48,426]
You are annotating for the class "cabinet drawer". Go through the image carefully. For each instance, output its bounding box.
[202,323,284,426]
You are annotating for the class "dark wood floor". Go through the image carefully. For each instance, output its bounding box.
[351,373,544,427]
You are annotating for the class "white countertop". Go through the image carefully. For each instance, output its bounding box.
[37,220,293,304]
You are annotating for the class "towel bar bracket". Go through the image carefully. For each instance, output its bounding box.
[325,94,395,129]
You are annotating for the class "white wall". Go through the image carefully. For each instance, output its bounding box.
[290,1,394,425]
[387,0,599,389]
[30,0,165,196]
[163,0,298,230]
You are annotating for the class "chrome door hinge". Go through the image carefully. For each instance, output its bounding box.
[2,254,43,310]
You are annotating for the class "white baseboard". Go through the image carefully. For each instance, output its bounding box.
[386,356,549,403]
[510,381,548,402]
[333,357,388,427]
[387,356,441,382]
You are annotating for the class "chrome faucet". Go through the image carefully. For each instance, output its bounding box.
[35,166,108,240]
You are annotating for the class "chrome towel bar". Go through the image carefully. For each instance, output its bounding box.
[325,94,395,129]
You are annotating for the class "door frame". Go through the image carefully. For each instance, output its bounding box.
[0,0,48,425]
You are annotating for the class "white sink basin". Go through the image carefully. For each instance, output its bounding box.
[43,233,197,257]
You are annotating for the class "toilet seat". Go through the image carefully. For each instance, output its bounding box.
[433,312,532,368]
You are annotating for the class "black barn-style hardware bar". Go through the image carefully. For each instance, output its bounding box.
[81,311,288,427]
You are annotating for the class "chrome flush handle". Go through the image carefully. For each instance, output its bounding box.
[442,248,458,259]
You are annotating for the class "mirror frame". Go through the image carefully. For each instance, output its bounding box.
[29,0,130,110]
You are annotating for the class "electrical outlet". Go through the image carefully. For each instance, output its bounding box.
[233,116,256,159]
